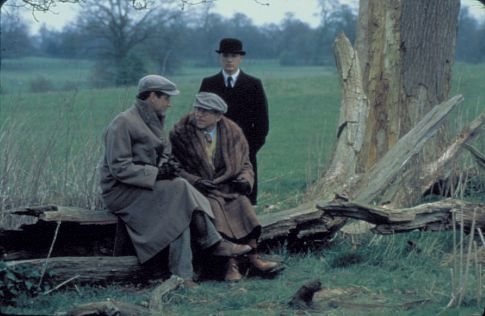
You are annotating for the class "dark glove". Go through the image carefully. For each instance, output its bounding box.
[232,179,251,195]
[166,157,181,175]
[156,163,176,180]
[194,179,217,193]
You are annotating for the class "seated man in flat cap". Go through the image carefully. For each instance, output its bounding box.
[99,75,252,288]
[170,92,279,282]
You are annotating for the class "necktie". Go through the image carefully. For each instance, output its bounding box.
[227,76,233,88]
[204,132,212,144]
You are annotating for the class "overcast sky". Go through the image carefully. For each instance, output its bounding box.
[13,0,485,34]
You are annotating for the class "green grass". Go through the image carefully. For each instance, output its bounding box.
[0,58,341,210]
[1,58,485,315]
[4,231,483,315]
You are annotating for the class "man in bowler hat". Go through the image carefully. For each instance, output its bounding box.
[199,38,269,205]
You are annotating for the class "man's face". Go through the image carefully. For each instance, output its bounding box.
[194,107,222,130]
[219,53,243,75]
[148,92,171,115]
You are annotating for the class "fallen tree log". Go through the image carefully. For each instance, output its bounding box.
[318,198,485,234]
[5,256,152,283]
[0,203,346,260]
[4,198,484,285]
[0,205,117,260]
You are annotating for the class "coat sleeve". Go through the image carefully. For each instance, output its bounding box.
[249,79,269,153]
[237,134,255,189]
[104,118,158,189]
[199,78,208,92]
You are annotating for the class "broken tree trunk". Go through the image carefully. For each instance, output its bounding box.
[1,203,346,261]
[5,256,152,283]
[318,198,485,234]
[353,94,465,205]
[310,33,480,211]
[308,33,367,202]
[4,198,484,284]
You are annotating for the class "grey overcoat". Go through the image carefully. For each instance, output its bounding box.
[99,99,214,263]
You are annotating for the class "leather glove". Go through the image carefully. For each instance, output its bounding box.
[232,179,251,195]
[156,163,176,180]
[166,157,181,175]
[194,179,217,193]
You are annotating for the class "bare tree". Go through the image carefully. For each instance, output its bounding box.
[75,0,180,85]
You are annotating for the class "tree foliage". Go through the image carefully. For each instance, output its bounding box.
[1,0,484,88]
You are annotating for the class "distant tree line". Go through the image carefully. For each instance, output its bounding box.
[0,0,483,87]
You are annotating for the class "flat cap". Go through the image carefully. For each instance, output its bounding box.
[193,92,228,113]
[137,75,180,95]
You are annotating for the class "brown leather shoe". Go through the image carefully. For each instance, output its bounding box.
[249,254,279,272]
[224,258,242,282]
[183,279,199,289]
[212,240,252,257]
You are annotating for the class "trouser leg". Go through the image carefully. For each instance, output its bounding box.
[168,228,193,280]
[191,211,222,249]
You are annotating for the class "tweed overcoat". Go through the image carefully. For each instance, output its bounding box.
[99,99,214,264]
[199,70,269,203]
[170,113,261,241]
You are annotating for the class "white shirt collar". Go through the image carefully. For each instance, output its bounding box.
[222,69,240,87]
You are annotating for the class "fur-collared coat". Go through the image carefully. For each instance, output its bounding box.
[199,70,269,204]
[99,99,213,264]
[170,113,261,241]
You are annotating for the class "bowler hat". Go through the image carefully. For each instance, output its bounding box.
[137,75,180,95]
[215,38,246,55]
[193,92,228,113]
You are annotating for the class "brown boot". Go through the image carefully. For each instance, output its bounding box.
[212,239,252,257]
[248,253,279,272]
[224,257,242,282]
[183,279,199,289]
[247,239,279,272]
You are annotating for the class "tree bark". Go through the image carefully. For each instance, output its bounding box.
[318,198,485,234]
[0,204,346,259]
[344,0,461,207]
[5,256,151,283]
[308,33,367,201]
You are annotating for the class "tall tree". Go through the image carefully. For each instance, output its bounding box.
[75,0,179,85]
[312,0,467,208]
[0,8,33,58]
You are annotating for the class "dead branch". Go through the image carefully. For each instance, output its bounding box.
[464,143,485,169]
[65,299,151,316]
[354,95,464,205]
[318,198,484,234]
[148,275,184,312]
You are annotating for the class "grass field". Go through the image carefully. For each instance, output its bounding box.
[0,57,341,211]
[1,58,485,315]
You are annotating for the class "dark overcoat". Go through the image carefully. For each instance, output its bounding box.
[170,113,261,241]
[99,99,213,264]
[199,70,269,203]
